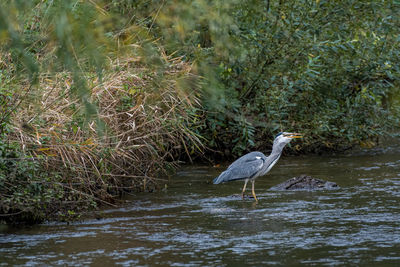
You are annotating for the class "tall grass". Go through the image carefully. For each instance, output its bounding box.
[2,47,204,223]
[0,1,208,222]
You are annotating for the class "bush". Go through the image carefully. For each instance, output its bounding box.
[150,0,400,155]
[0,138,96,224]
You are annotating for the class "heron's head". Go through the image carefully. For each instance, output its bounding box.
[274,132,303,145]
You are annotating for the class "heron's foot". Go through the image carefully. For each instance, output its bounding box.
[250,196,258,202]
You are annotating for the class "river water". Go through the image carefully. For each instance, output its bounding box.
[1,146,400,266]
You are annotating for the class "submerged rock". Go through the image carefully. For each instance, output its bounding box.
[270,175,339,191]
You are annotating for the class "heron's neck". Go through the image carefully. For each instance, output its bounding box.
[271,141,288,157]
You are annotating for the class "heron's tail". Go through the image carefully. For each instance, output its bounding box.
[213,170,229,184]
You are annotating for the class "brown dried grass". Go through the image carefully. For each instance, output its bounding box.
[9,52,204,205]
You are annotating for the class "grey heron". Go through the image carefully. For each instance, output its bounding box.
[213,132,303,202]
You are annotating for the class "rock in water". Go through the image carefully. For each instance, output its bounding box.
[270,175,339,191]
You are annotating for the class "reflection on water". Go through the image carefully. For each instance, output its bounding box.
[1,147,400,266]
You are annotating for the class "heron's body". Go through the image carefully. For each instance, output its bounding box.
[213,151,276,184]
[213,132,302,203]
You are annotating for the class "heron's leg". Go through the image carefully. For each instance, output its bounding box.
[242,179,249,200]
[251,180,258,203]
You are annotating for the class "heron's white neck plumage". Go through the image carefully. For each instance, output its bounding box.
[271,137,291,157]
[258,137,291,177]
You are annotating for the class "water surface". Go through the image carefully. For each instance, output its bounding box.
[1,148,400,266]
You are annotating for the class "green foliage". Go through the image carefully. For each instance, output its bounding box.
[2,0,399,155]
[0,0,112,129]
[0,139,95,224]
[0,70,13,134]
[147,0,400,154]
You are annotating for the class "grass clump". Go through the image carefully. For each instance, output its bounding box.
[1,53,203,224]
[0,1,205,223]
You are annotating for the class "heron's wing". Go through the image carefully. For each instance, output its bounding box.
[226,151,266,169]
[213,157,264,184]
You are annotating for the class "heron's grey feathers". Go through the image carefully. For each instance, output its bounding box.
[213,152,266,184]
[226,152,266,170]
[212,151,284,184]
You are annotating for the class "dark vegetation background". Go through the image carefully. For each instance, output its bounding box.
[1,0,399,223]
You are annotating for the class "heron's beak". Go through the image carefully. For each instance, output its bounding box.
[285,133,303,138]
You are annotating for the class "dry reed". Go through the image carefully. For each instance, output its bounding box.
[8,51,204,209]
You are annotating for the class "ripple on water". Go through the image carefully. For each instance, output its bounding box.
[2,152,400,266]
